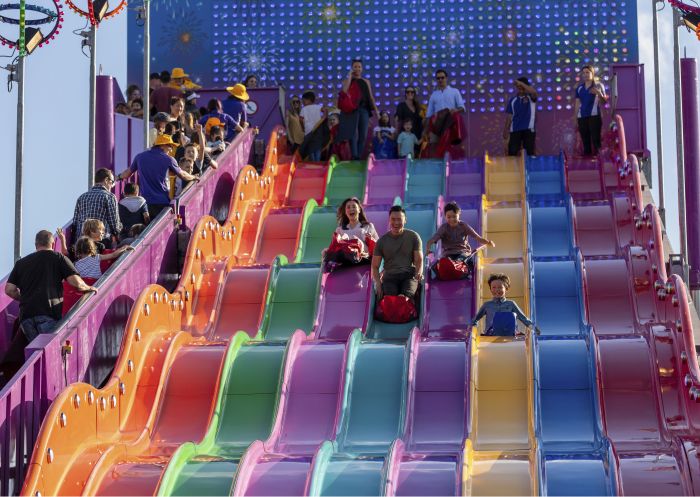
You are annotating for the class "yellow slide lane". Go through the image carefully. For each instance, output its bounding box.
[463,155,537,496]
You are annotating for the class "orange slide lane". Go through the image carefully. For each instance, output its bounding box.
[21,128,328,496]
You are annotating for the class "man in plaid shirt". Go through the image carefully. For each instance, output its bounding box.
[72,168,122,247]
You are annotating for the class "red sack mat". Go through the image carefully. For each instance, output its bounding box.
[374,295,418,323]
[435,256,470,281]
[326,233,367,264]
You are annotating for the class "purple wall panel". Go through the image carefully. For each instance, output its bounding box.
[612,64,647,154]
[681,58,700,289]
[96,75,116,173]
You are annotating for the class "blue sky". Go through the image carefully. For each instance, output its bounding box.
[0,3,697,275]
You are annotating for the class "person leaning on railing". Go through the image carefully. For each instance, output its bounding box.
[116,134,199,219]
[0,230,96,387]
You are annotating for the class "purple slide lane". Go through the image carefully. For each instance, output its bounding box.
[385,330,468,496]
[364,157,407,205]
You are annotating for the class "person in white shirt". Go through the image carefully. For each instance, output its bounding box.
[299,91,325,160]
[323,197,379,272]
[425,69,466,157]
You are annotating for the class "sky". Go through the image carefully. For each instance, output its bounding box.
[0,2,698,276]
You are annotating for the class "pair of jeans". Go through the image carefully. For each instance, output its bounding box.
[577,115,603,155]
[21,315,58,341]
[382,271,419,300]
[508,130,536,156]
[309,150,321,161]
[351,108,370,160]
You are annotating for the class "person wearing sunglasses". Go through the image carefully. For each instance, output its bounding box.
[425,69,465,157]
[395,86,424,146]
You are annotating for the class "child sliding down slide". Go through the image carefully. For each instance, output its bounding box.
[471,273,540,336]
[426,201,494,280]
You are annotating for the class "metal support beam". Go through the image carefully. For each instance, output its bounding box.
[652,0,666,224]
[143,0,150,149]
[87,24,97,188]
[673,8,689,284]
[14,57,25,261]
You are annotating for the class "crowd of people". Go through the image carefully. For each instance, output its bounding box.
[287,61,608,161]
[0,67,260,385]
[2,60,604,386]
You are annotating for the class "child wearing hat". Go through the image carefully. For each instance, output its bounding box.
[503,76,538,156]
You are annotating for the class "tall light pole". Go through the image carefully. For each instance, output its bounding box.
[85,23,97,188]
[65,0,126,187]
[652,0,666,224]
[14,1,26,262]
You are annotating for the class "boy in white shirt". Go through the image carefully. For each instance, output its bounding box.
[299,91,325,161]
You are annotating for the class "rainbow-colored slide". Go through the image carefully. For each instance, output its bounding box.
[20,120,700,496]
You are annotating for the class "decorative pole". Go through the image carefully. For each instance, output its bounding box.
[1,1,64,260]
[15,0,26,261]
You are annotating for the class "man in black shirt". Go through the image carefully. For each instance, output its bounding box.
[1,230,96,385]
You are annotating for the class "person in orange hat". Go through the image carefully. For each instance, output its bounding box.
[116,134,199,218]
[200,96,246,142]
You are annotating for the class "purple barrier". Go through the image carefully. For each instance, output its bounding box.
[681,58,700,289]
[96,75,116,173]
[0,129,254,496]
[611,64,647,155]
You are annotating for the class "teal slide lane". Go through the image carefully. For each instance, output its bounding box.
[156,334,287,496]
[334,333,411,454]
[324,158,368,207]
[404,158,447,204]
[365,202,438,340]
[299,206,338,264]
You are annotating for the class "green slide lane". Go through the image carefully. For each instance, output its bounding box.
[259,262,321,340]
[324,159,368,207]
[157,335,286,496]
[299,206,338,264]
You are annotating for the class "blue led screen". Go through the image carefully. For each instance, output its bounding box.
[128,0,638,114]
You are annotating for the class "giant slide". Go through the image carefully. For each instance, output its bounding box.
[20,119,700,495]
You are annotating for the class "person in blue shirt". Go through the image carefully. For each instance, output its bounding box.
[200,97,246,143]
[574,65,609,156]
[503,77,538,156]
[471,273,540,336]
[116,134,199,219]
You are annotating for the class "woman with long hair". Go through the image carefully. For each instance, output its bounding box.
[574,65,608,156]
[323,197,379,272]
[395,85,424,140]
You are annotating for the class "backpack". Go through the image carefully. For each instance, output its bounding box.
[375,295,418,323]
